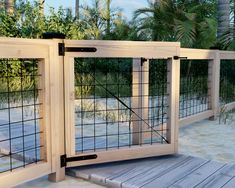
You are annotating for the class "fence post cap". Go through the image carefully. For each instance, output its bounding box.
[42,32,66,39]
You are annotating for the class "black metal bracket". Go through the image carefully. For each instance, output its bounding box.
[173,56,188,60]
[58,43,97,56]
[141,57,147,66]
[61,154,98,167]
[59,43,65,56]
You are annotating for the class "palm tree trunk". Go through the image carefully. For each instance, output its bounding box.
[106,0,111,35]
[0,0,4,9]
[217,0,230,38]
[39,0,45,15]
[5,0,14,14]
[75,0,79,18]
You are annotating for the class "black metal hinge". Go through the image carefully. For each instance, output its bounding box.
[58,43,97,56]
[173,56,187,60]
[61,154,98,167]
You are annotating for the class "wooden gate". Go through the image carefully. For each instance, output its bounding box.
[63,40,180,167]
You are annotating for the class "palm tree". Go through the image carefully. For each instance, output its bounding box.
[0,0,4,9]
[217,0,230,38]
[134,0,216,48]
[39,0,45,15]
[75,0,79,18]
[106,0,111,35]
[5,0,14,14]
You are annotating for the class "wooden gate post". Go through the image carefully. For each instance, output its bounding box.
[209,50,220,120]
[48,39,66,182]
[132,58,149,145]
[167,57,180,152]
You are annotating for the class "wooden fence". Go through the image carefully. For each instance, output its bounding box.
[0,37,234,187]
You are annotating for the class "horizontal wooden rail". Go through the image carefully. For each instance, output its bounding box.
[64,40,180,58]
[224,102,235,112]
[180,48,215,60]
[179,110,214,127]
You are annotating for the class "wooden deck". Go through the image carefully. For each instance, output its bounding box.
[67,154,235,188]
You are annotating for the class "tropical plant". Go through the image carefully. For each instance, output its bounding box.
[134,0,217,48]
[217,0,230,38]
[5,0,14,14]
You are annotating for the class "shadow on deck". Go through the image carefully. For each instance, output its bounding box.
[67,154,235,188]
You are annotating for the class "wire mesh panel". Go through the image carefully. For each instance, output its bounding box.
[180,60,210,118]
[74,58,169,154]
[149,59,168,143]
[0,59,44,173]
[220,60,235,104]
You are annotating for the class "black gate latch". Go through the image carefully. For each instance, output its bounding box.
[61,154,98,167]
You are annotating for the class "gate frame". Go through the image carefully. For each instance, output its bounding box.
[63,40,180,167]
[1,38,235,186]
[0,38,57,187]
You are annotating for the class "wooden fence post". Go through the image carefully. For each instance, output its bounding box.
[209,50,220,120]
[48,39,66,182]
[167,57,180,152]
[132,58,149,145]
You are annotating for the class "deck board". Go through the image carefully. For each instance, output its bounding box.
[67,155,235,188]
[222,177,235,188]
[106,155,188,188]
[141,157,207,188]
[195,164,235,188]
[169,161,225,188]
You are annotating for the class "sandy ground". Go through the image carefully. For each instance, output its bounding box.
[15,175,104,188]
[179,117,235,164]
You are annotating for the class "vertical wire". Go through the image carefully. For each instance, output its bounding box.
[140,59,143,146]
[20,60,26,167]
[80,59,84,153]
[33,60,38,162]
[93,58,96,151]
[129,60,132,147]
[192,66,195,116]
[7,59,13,171]
[186,72,189,117]
[105,58,108,150]
[161,61,165,144]
[226,64,229,103]
[183,62,185,118]
[150,60,153,145]
[117,59,120,148]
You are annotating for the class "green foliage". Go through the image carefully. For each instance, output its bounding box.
[74,58,132,98]
[134,0,217,48]
[0,59,38,104]
[219,105,235,125]
[220,60,235,103]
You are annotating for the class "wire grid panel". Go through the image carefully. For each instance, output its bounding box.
[179,60,211,118]
[0,59,44,174]
[73,58,169,154]
[220,60,235,104]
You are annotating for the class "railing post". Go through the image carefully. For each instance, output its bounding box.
[167,57,180,152]
[209,50,220,120]
[132,58,149,145]
[46,37,66,182]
